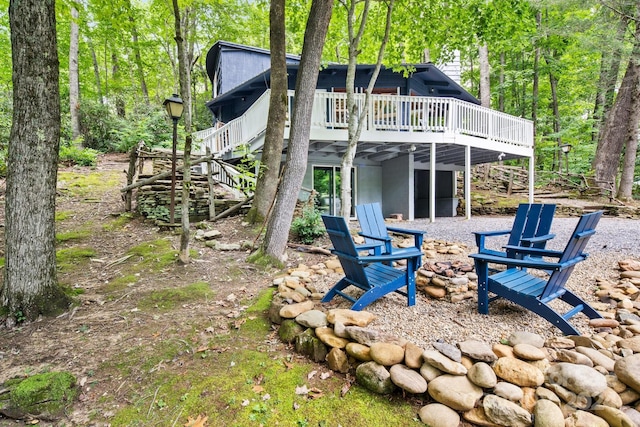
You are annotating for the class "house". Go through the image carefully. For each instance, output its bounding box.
[194,40,534,221]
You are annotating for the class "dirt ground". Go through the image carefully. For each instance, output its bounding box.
[0,154,334,425]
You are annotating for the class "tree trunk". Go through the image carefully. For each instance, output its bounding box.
[498,52,505,112]
[592,15,627,145]
[261,0,333,262]
[340,0,394,219]
[547,68,561,171]
[246,0,287,225]
[87,36,103,104]
[3,0,71,321]
[112,53,125,117]
[478,43,490,108]
[594,11,640,198]
[532,11,540,136]
[172,0,193,265]
[69,6,81,144]
[127,0,149,105]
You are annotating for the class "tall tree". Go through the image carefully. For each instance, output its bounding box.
[69,5,81,143]
[339,0,394,218]
[593,2,640,198]
[2,0,71,321]
[259,0,333,262]
[171,0,194,264]
[246,0,287,225]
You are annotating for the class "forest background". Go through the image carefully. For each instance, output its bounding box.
[0,0,638,193]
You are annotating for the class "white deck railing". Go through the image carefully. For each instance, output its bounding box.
[194,89,533,157]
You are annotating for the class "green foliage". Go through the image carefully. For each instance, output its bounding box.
[291,207,325,245]
[59,143,99,167]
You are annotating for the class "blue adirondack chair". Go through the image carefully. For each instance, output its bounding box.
[469,210,604,336]
[473,203,556,259]
[321,214,423,311]
[355,203,425,259]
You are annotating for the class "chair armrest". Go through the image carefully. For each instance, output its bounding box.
[472,229,511,238]
[520,233,555,244]
[358,232,392,242]
[386,226,425,236]
[502,245,564,258]
[333,247,422,264]
[469,252,563,271]
[353,242,385,251]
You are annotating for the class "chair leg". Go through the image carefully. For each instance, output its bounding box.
[474,260,490,314]
[526,300,582,336]
[559,290,603,320]
[321,278,351,304]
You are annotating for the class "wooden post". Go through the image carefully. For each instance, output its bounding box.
[124,142,142,211]
[207,148,216,220]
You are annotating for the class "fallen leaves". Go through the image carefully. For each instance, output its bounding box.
[184,414,208,427]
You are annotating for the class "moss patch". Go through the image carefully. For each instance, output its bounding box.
[137,282,214,311]
[56,247,96,272]
[55,210,74,222]
[8,372,78,420]
[56,229,91,243]
[101,274,138,294]
[58,170,121,198]
[102,213,134,231]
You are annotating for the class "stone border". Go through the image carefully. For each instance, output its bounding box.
[269,258,640,426]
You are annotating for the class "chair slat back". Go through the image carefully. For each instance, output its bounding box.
[541,211,603,300]
[322,215,370,286]
[355,203,389,253]
[507,203,556,248]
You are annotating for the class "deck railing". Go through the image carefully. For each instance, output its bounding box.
[194,89,533,157]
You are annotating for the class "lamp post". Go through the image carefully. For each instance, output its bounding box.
[560,143,572,175]
[163,94,184,224]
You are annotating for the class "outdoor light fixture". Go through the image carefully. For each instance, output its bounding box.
[560,144,572,174]
[163,93,184,224]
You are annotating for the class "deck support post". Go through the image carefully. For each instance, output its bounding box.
[430,142,436,223]
[465,144,471,220]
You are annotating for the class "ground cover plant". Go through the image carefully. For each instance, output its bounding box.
[0,154,423,426]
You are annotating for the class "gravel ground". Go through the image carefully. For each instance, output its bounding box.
[318,215,640,349]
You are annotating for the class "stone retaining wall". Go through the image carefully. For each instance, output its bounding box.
[270,258,640,427]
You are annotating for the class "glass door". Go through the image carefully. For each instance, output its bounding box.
[312,166,355,216]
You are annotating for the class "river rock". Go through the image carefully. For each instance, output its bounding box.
[404,342,424,369]
[535,386,561,405]
[467,362,497,388]
[278,319,305,343]
[418,403,460,427]
[428,374,483,411]
[345,342,371,362]
[545,383,590,410]
[458,340,498,362]
[280,300,315,318]
[389,364,428,394]
[508,331,545,348]
[493,381,524,402]
[555,349,593,367]
[482,394,532,427]
[463,407,502,427]
[596,387,623,409]
[575,346,615,372]
[315,327,350,348]
[419,362,443,382]
[422,349,467,375]
[355,361,396,395]
[370,342,404,366]
[545,336,576,349]
[294,329,328,362]
[327,309,376,327]
[433,341,462,362]
[533,398,565,427]
[295,310,327,328]
[564,410,609,427]
[615,353,640,394]
[493,357,544,387]
[493,343,515,358]
[545,363,607,397]
[326,348,349,373]
[344,326,380,346]
[592,404,636,427]
[513,343,546,361]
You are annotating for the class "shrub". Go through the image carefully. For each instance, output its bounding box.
[59,143,98,167]
[291,207,325,245]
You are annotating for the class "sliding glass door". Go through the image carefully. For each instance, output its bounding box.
[312,166,355,216]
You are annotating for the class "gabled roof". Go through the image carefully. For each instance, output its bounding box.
[206,62,480,122]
